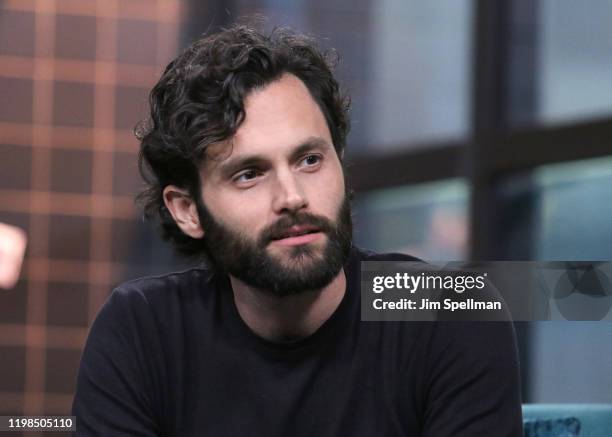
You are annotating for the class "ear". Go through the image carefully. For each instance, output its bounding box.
[162,185,205,239]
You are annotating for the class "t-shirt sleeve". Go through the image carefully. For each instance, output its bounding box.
[72,287,163,436]
[420,321,523,436]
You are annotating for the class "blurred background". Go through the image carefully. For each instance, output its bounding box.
[0,0,611,430]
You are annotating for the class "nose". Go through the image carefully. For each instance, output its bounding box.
[272,169,308,214]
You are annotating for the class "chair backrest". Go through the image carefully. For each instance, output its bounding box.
[522,404,612,437]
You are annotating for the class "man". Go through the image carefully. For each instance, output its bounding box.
[72,24,523,436]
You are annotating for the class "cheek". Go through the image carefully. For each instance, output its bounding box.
[204,188,271,233]
[307,164,345,212]
[327,159,346,196]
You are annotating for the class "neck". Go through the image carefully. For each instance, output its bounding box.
[229,270,346,342]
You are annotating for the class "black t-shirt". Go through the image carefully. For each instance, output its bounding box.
[72,247,523,436]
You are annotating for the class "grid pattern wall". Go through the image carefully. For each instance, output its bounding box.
[0,0,183,430]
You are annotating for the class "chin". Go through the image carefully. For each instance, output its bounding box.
[272,240,327,260]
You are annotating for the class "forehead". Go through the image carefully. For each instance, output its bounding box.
[205,74,333,165]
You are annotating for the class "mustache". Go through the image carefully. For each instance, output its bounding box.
[259,213,335,244]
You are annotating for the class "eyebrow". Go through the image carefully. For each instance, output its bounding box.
[217,136,333,179]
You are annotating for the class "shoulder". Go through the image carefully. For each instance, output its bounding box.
[114,266,212,302]
[97,267,214,327]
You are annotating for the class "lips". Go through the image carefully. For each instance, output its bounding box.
[273,225,320,240]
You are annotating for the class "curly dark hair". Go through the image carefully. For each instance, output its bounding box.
[136,23,351,257]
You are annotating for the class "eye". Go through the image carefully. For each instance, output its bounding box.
[299,154,322,169]
[233,169,261,185]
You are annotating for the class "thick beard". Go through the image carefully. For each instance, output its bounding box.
[197,195,353,297]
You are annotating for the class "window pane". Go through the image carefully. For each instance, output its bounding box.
[364,0,472,151]
[233,0,472,152]
[501,157,612,403]
[535,156,612,260]
[352,179,468,260]
[538,0,612,124]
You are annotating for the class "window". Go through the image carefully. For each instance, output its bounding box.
[353,179,468,260]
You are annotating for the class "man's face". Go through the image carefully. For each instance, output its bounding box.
[198,74,351,296]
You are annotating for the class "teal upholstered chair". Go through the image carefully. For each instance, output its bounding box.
[522,404,612,436]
